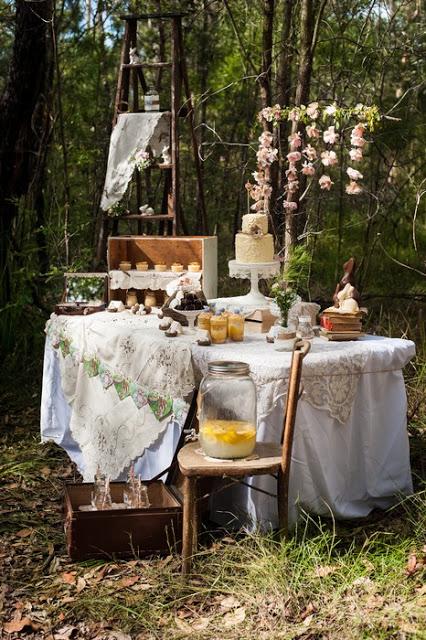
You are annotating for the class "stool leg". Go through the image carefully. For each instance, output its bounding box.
[277,467,288,539]
[182,475,196,575]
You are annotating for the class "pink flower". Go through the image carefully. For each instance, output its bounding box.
[251,200,265,211]
[287,180,299,193]
[288,108,299,122]
[306,124,321,138]
[306,102,319,119]
[302,144,317,161]
[346,167,363,181]
[302,161,315,176]
[283,201,298,211]
[352,123,366,137]
[325,104,337,116]
[345,181,363,195]
[252,170,266,184]
[321,150,338,167]
[288,132,302,149]
[259,131,273,147]
[350,135,366,148]
[273,104,283,120]
[286,169,298,181]
[349,148,363,162]
[286,151,302,163]
[259,107,273,122]
[323,126,338,145]
[319,174,334,190]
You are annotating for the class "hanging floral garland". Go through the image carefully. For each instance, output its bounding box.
[246,102,381,216]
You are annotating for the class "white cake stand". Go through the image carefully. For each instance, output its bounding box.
[227,259,281,311]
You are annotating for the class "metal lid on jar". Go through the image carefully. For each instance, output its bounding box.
[207,360,250,376]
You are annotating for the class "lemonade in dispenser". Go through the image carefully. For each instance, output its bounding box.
[198,361,257,459]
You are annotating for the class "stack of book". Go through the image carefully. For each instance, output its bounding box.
[319,311,364,341]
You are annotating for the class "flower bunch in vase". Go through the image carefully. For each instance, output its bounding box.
[269,246,310,327]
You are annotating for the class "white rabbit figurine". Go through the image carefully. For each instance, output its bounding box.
[129,48,141,65]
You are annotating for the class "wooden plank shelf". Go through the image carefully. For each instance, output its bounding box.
[122,62,172,69]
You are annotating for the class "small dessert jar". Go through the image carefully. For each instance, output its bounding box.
[197,306,212,332]
[119,261,132,271]
[228,309,244,342]
[297,315,314,339]
[126,289,138,307]
[135,261,149,271]
[210,312,227,344]
[199,361,257,459]
[144,290,157,307]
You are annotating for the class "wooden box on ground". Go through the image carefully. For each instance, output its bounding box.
[64,481,182,561]
[108,236,218,299]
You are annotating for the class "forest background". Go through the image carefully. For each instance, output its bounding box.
[0,0,425,368]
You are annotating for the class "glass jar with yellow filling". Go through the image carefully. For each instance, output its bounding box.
[197,306,212,332]
[228,308,244,342]
[198,361,256,459]
[210,312,227,344]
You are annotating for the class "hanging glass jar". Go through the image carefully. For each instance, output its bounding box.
[198,361,257,459]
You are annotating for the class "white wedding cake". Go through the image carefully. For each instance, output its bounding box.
[235,213,274,263]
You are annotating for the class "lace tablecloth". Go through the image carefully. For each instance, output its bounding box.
[41,311,415,525]
[109,269,202,292]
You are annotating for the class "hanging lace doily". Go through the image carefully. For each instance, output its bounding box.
[109,269,202,292]
[228,259,280,280]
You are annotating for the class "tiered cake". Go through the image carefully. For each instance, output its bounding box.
[235,213,274,263]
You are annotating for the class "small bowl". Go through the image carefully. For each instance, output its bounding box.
[135,261,149,271]
[187,262,201,272]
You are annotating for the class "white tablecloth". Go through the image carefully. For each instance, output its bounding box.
[40,311,415,527]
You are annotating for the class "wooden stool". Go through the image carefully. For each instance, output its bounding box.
[177,340,311,575]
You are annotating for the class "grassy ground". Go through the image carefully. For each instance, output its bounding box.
[1,356,425,640]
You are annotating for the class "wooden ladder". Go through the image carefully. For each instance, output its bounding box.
[109,11,207,237]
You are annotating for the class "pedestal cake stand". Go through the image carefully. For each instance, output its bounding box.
[226,259,281,311]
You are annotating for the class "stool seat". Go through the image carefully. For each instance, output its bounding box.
[178,441,283,477]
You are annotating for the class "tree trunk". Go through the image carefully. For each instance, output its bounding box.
[0,0,54,307]
[284,0,327,256]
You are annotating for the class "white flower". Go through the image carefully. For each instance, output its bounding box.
[349,148,363,162]
[301,162,315,176]
[319,174,334,190]
[325,104,337,115]
[347,167,363,181]
[321,150,338,167]
[306,102,319,119]
[323,126,338,145]
[302,144,317,161]
[345,181,363,195]
[350,135,366,148]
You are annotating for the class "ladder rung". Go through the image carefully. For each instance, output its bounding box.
[119,12,187,20]
[122,62,172,69]
[121,214,174,220]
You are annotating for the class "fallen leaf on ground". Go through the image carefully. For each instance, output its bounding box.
[222,536,236,545]
[174,617,192,632]
[191,617,210,631]
[300,602,316,620]
[314,565,336,578]
[223,606,246,627]
[53,624,77,639]
[16,528,33,538]
[61,572,77,585]
[117,575,139,589]
[4,616,40,633]
[220,595,241,610]
[406,553,418,575]
[76,577,86,593]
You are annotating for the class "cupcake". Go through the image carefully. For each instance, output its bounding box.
[154,263,167,272]
[171,262,183,273]
[136,261,149,271]
[187,262,201,272]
